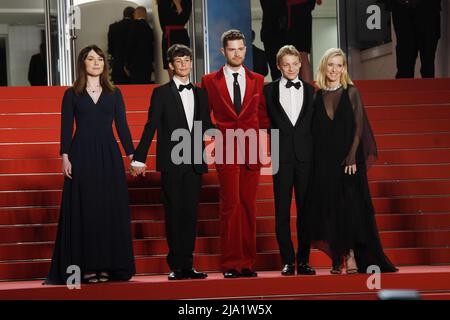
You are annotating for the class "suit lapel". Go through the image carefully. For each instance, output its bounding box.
[273,79,294,128]
[169,81,190,131]
[241,68,255,114]
[294,81,310,128]
[213,68,237,117]
[192,86,199,122]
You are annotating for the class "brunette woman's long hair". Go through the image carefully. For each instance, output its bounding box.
[73,45,115,95]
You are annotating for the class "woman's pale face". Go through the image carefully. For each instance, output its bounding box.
[84,49,104,76]
[325,55,344,86]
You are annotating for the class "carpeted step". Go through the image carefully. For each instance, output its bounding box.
[1,222,450,261]
[2,148,450,172]
[0,248,450,281]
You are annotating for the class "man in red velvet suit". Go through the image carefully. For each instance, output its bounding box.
[202,29,270,278]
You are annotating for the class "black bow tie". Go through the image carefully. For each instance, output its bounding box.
[178,83,194,92]
[286,80,301,90]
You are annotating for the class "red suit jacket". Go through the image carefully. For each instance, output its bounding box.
[202,66,270,169]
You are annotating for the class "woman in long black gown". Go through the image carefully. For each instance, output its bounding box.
[302,48,397,274]
[45,45,136,285]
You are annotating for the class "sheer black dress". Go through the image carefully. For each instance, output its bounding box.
[302,85,397,273]
[45,87,136,284]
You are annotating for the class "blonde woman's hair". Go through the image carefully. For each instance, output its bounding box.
[276,45,302,65]
[316,48,354,90]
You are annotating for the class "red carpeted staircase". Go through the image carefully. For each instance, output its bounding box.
[1,79,450,299]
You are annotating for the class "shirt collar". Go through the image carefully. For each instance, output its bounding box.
[224,65,245,78]
[280,76,301,86]
[173,75,190,89]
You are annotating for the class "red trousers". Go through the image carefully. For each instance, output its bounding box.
[217,164,260,271]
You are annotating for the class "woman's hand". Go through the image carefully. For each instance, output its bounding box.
[173,0,183,14]
[344,164,357,175]
[128,154,134,161]
[62,154,72,179]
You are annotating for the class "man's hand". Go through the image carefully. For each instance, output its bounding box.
[130,162,146,177]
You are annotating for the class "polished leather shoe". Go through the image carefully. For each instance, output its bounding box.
[297,263,316,275]
[241,268,258,277]
[223,269,241,278]
[183,268,208,279]
[281,264,295,276]
[168,270,185,280]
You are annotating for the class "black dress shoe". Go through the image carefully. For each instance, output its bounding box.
[281,264,295,276]
[183,268,208,279]
[223,269,241,278]
[168,270,185,280]
[241,268,258,277]
[297,263,316,275]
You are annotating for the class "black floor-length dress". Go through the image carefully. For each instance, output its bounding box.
[45,87,136,285]
[302,85,397,273]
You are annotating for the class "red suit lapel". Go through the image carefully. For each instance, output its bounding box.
[212,66,257,118]
[242,66,256,114]
[212,68,237,118]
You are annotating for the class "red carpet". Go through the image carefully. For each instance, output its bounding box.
[0,266,449,300]
[1,78,450,299]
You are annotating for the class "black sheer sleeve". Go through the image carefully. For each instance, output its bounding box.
[60,88,75,155]
[114,88,135,156]
[344,85,377,168]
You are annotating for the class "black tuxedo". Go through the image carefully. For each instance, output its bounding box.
[264,78,315,265]
[134,80,213,270]
[125,19,155,84]
[133,81,213,172]
[108,18,133,84]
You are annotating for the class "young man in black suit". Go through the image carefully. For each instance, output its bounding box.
[263,45,315,276]
[130,44,214,280]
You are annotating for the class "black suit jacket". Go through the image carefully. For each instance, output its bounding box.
[108,18,133,74]
[125,19,154,73]
[264,78,315,163]
[133,81,214,173]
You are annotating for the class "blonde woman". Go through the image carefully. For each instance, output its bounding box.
[302,48,397,274]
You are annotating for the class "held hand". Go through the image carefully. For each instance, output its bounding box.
[129,164,139,177]
[62,155,72,179]
[316,0,322,5]
[123,67,130,77]
[173,0,183,14]
[130,163,146,177]
[128,154,134,161]
[344,164,357,175]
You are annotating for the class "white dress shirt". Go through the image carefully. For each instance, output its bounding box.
[279,77,304,126]
[223,65,246,105]
[173,75,195,132]
[132,76,195,168]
